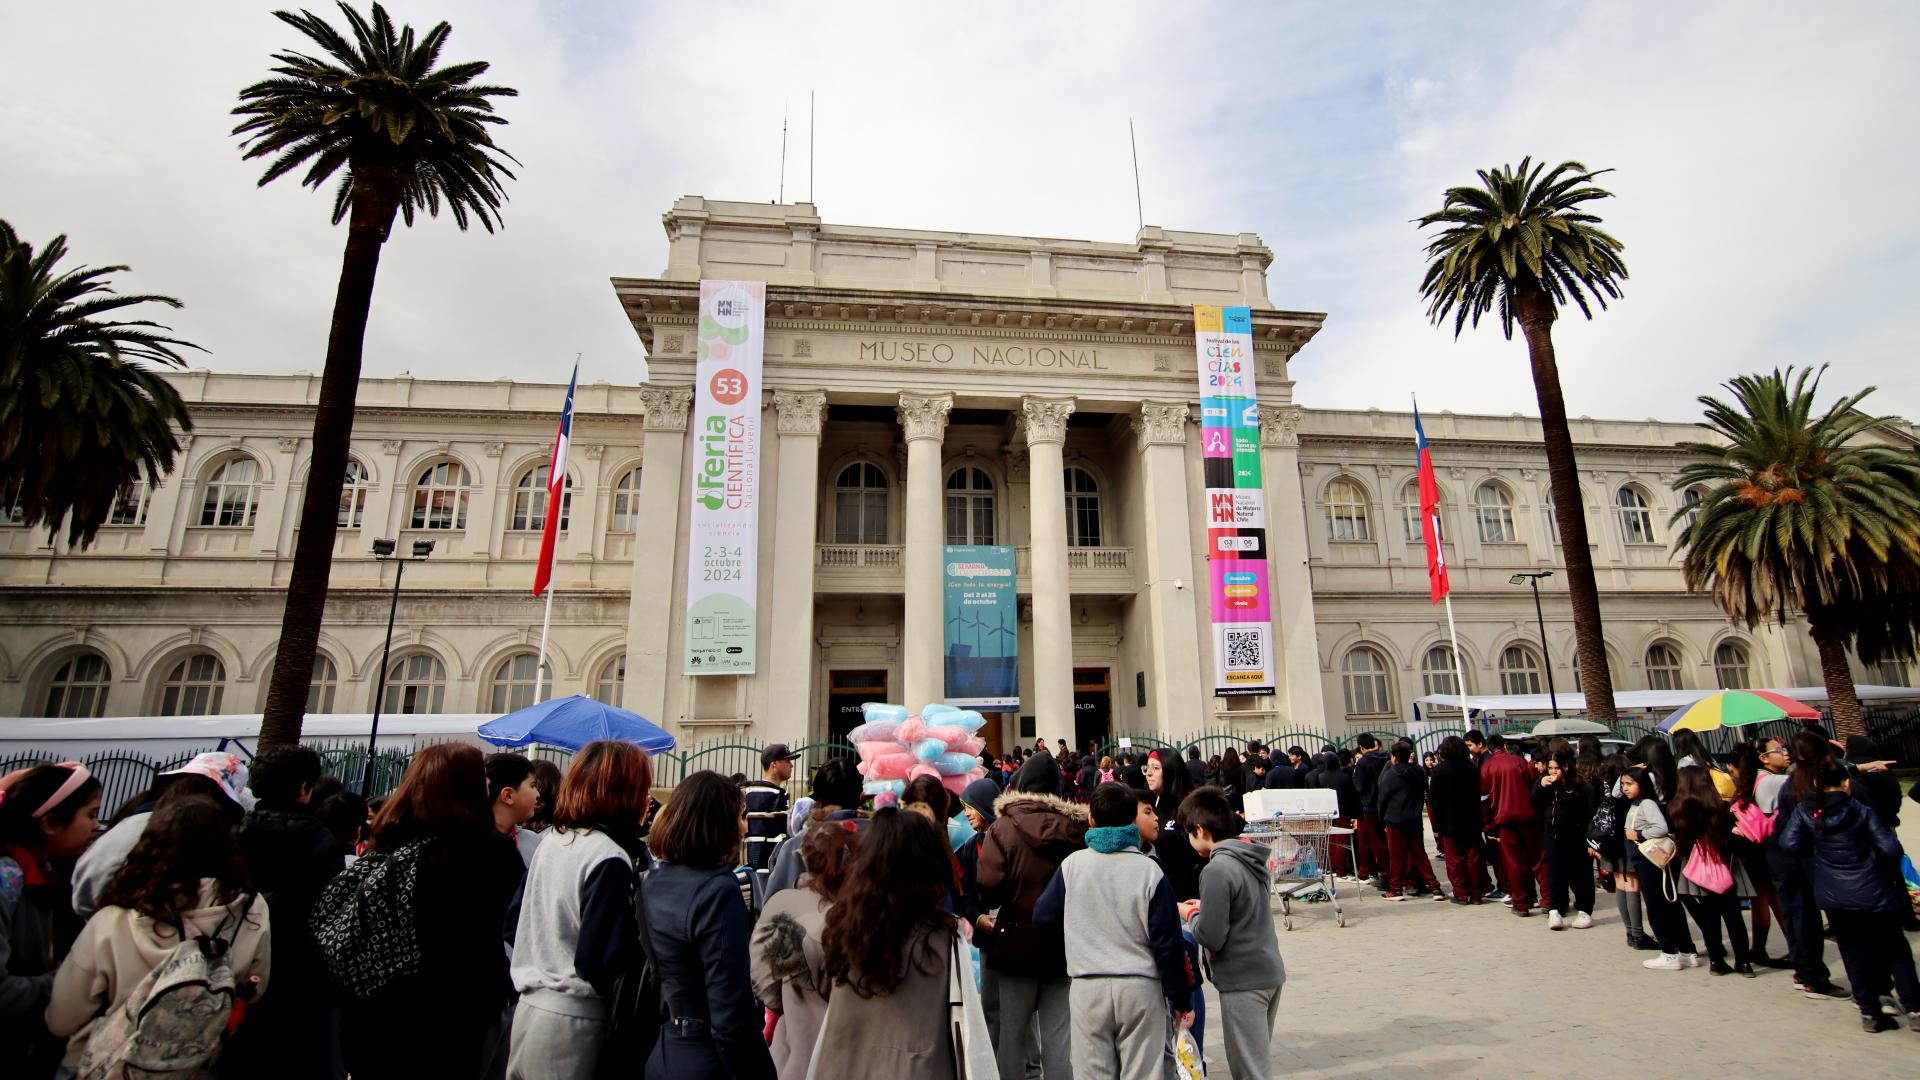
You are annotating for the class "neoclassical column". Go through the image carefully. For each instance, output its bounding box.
[622,385,693,723]
[897,392,952,710]
[1022,395,1075,741]
[1132,402,1203,738]
[766,390,826,744]
[1259,404,1327,729]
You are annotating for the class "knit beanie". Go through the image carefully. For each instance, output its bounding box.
[1011,751,1062,796]
[960,777,1000,825]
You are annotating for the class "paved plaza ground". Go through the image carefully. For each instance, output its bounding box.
[1190,811,1920,1078]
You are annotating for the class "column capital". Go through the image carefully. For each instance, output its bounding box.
[1131,401,1190,449]
[638,384,693,433]
[772,389,827,436]
[896,392,953,443]
[1019,396,1076,446]
[1259,404,1303,448]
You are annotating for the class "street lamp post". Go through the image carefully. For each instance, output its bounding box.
[363,538,434,793]
[1509,570,1560,718]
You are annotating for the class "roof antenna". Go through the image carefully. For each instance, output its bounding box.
[1129,119,1145,232]
[778,99,788,203]
[809,90,816,205]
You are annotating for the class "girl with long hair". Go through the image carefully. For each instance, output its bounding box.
[1574,735,1606,785]
[342,744,527,1080]
[1594,753,1651,949]
[811,807,958,1078]
[643,771,775,1080]
[1622,765,1698,971]
[508,741,654,1079]
[1726,742,1789,968]
[1770,730,1849,999]
[1428,736,1484,905]
[0,762,102,1079]
[1143,748,1199,900]
[46,796,270,1073]
[1672,730,1734,800]
[1667,765,1753,975]
[1217,747,1245,813]
[1532,750,1598,929]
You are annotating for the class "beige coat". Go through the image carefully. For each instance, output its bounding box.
[806,923,956,1080]
[45,881,272,1067]
[750,887,832,1079]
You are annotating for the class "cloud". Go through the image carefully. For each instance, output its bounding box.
[2,0,1914,422]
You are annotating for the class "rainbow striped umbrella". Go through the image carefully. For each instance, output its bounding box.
[1657,690,1820,733]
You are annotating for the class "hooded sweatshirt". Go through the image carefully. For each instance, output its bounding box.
[1374,761,1428,830]
[1187,838,1285,993]
[46,881,272,1067]
[977,787,1087,977]
[1032,827,1191,1011]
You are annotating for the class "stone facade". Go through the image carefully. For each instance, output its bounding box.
[0,199,1911,745]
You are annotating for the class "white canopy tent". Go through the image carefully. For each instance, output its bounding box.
[1413,684,1920,719]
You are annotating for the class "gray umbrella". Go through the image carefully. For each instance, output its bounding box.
[1529,717,1611,737]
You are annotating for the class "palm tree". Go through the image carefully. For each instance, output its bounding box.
[233,2,517,748]
[0,220,197,546]
[1672,367,1920,738]
[1417,159,1630,723]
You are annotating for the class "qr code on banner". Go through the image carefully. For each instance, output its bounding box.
[1224,629,1263,671]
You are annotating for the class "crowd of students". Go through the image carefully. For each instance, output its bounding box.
[1,720,1913,1080]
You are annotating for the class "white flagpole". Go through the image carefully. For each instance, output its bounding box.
[1434,512,1470,727]
[534,587,554,702]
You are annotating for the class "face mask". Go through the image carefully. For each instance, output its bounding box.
[947,813,976,852]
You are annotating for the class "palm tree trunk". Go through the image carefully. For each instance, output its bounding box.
[1512,290,1618,724]
[1809,617,1865,739]
[258,170,400,749]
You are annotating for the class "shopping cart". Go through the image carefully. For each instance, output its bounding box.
[1243,812,1347,930]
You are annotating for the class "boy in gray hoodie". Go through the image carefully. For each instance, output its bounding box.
[1178,786,1286,1080]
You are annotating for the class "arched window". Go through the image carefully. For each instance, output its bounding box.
[1420,645,1465,717]
[410,462,470,530]
[45,652,111,718]
[1064,467,1102,547]
[199,456,260,527]
[511,466,571,532]
[160,653,226,716]
[1645,642,1684,691]
[108,481,151,527]
[338,459,370,529]
[595,654,626,705]
[308,653,339,713]
[1399,482,1424,543]
[382,653,447,714]
[833,463,888,544]
[1875,659,1910,688]
[1713,641,1751,689]
[1341,646,1391,716]
[1325,478,1370,541]
[1681,486,1705,532]
[1617,486,1655,545]
[1475,482,1517,543]
[945,467,995,545]
[489,652,553,712]
[609,467,643,533]
[1499,645,1545,695]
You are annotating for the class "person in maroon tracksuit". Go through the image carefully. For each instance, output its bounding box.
[1428,736,1486,903]
[1350,734,1392,888]
[1480,734,1550,915]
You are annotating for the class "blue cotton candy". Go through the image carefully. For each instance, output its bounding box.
[947,814,976,852]
[914,738,946,762]
[862,779,905,796]
[933,752,976,775]
[862,702,908,723]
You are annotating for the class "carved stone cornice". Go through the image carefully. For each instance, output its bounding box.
[1019,396,1076,447]
[773,389,827,437]
[1132,401,1189,449]
[1259,405,1302,448]
[638,385,693,433]
[896,392,953,443]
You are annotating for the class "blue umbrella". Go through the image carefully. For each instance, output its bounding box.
[478,694,677,754]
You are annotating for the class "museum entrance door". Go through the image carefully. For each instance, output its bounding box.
[1073,667,1112,759]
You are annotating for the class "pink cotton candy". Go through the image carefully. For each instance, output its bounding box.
[924,725,972,747]
[864,752,918,779]
[897,716,927,745]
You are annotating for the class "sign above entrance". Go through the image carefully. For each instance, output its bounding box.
[684,280,764,676]
[1195,304,1275,697]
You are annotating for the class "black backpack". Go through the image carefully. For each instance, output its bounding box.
[599,864,663,1077]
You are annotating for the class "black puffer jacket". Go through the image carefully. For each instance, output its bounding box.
[1426,759,1483,844]
[1779,791,1907,913]
[1529,777,1598,841]
[224,804,346,1079]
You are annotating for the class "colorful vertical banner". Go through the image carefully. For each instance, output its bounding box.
[943,545,1019,708]
[1195,305,1276,696]
[683,280,764,675]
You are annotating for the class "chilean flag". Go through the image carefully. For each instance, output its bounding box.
[1414,404,1450,604]
[532,365,577,598]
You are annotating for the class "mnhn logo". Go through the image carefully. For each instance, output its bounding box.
[1209,492,1235,524]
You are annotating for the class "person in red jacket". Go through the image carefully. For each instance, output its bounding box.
[1479,734,1550,915]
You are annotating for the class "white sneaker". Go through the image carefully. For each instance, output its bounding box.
[1680,953,1703,969]
[1643,953,1686,971]
[1570,911,1593,929]
[1547,910,1565,931]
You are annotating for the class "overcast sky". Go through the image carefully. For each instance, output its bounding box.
[4,1,1915,422]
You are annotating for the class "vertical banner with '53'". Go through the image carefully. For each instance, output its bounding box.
[684,280,763,675]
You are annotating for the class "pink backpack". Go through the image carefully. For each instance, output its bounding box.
[1731,800,1775,845]
[1099,769,1115,784]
